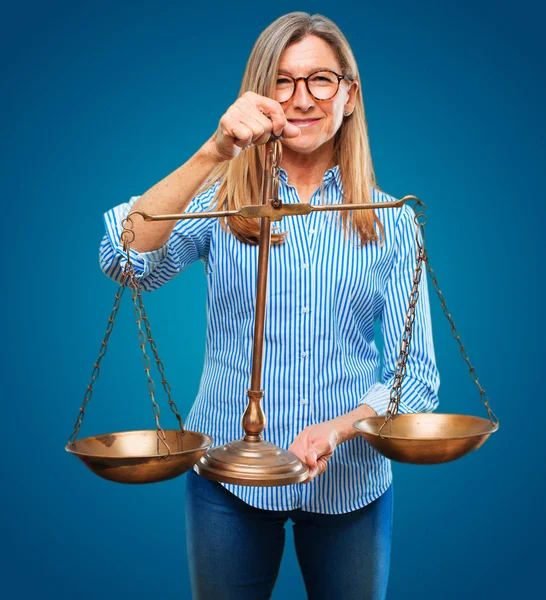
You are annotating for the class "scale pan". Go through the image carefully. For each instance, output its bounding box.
[65,429,213,484]
[353,413,498,464]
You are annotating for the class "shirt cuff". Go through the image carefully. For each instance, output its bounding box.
[358,383,392,416]
[103,199,170,279]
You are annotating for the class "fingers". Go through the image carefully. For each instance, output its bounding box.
[305,447,318,469]
[303,457,329,483]
[249,93,299,139]
[248,92,286,137]
[246,108,275,146]
[300,443,330,484]
[217,91,301,153]
[220,105,264,149]
[289,425,338,484]
[219,116,263,149]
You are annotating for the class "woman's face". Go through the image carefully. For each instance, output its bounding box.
[275,35,358,157]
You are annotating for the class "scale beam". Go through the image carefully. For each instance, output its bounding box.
[127,197,409,224]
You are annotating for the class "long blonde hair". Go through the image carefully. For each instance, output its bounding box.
[200,12,384,246]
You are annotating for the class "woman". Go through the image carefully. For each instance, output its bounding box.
[100,11,439,600]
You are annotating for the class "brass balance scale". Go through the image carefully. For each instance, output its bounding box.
[65,140,499,485]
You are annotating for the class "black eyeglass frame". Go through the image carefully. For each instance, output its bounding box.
[275,69,349,104]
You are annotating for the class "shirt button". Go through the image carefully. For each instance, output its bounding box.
[302,307,309,314]
[302,263,308,269]
[301,398,308,405]
[302,351,308,358]
[309,229,316,234]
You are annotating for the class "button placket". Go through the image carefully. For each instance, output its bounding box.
[283,178,318,422]
[300,235,312,415]
[298,186,329,420]
[291,213,312,419]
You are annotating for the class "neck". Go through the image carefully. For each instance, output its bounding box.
[281,139,336,190]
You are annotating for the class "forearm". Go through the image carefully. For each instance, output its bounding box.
[333,404,378,444]
[128,136,225,253]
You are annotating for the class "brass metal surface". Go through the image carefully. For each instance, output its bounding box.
[126,197,406,223]
[354,413,498,464]
[241,389,266,441]
[66,429,213,484]
[195,438,309,486]
[248,217,271,400]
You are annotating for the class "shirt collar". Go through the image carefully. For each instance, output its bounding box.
[324,165,343,193]
[278,165,343,198]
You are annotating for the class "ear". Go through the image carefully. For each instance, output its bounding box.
[343,80,359,116]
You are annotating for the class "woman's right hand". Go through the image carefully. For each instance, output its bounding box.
[208,91,302,162]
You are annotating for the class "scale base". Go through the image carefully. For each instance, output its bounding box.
[195,438,309,486]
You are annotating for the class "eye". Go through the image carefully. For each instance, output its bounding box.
[309,72,337,85]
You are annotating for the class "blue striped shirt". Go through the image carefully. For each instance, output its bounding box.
[99,165,440,514]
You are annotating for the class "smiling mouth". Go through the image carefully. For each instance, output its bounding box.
[288,118,321,128]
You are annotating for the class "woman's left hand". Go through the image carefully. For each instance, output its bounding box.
[288,405,378,483]
[288,420,341,483]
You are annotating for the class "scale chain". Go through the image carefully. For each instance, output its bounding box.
[127,267,171,455]
[426,262,498,426]
[379,199,498,436]
[381,227,426,435]
[133,283,186,433]
[120,217,188,454]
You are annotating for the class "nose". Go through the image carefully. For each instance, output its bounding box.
[291,78,315,112]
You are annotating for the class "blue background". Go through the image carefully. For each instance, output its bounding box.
[3,0,544,598]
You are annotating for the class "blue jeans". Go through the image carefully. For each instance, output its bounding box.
[185,469,393,599]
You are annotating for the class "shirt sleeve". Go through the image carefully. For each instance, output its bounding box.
[98,182,219,292]
[359,203,440,415]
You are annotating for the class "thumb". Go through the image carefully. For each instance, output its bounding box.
[281,122,302,139]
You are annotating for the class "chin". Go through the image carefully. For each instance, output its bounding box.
[281,136,326,156]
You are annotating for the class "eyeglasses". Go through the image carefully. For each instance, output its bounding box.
[275,69,347,104]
